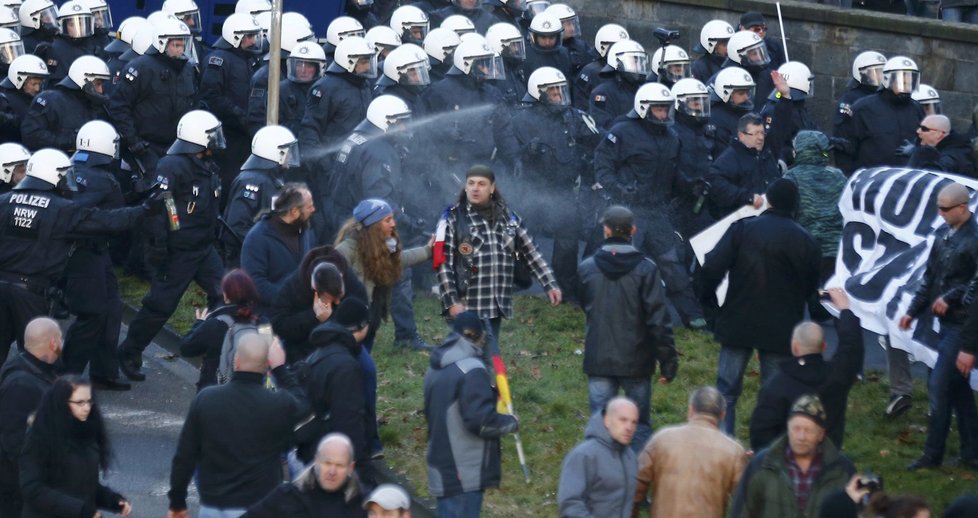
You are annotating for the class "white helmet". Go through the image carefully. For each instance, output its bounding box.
[774,61,813,100]
[0,142,29,184]
[389,5,428,44]
[0,7,20,35]
[671,77,710,120]
[325,16,364,47]
[57,1,93,39]
[152,17,191,59]
[75,119,119,165]
[19,0,58,31]
[244,125,299,169]
[441,14,475,36]
[528,12,561,46]
[851,50,886,86]
[169,110,226,155]
[524,0,550,19]
[146,10,177,27]
[882,56,919,95]
[234,0,270,16]
[5,53,47,90]
[331,36,377,78]
[0,27,23,64]
[486,22,524,61]
[606,39,648,83]
[544,4,579,39]
[652,45,690,83]
[594,23,628,59]
[423,27,459,64]
[282,11,311,31]
[452,36,504,80]
[271,15,315,57]
[912,83,941,115]
[78,0,110,31]
[21,148,73,190]
[726,30,769,67]
[63,54,109,97]
[286,40,325,83]
[457,32,481,45]
[699,19,734,55]
[161,0,201,35]
[365,25,400,56]
[105,16,146,53]
[366,94,411,133]
[221,12,260,50]
[525,66,569,106]
[711,66,755,109]
[129,22,155,55]
[381,43,430,89]
[634,82,674,124]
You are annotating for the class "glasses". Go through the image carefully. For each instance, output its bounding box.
[938,203,964,212]
[918,125,944,133]
[68,399,93,407]
[740,130,766,137]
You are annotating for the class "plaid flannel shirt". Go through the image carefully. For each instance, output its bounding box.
[437,202,557,319]
[784,444,824,517]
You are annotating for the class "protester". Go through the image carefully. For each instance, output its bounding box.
[363,484,412,517]
[907,114,976,177]
[819,476,931,518]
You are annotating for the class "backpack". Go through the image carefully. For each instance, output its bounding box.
[214,315,258,385]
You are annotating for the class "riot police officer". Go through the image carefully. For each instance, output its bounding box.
[244,13,316,135]
[322,15,365,64]
[61,120,130,390]
[0,148,151,352]
[484,0,526,36]
[0,142,29,194]
[692,19,733,83]
[47,1,101,84]
[365,25,401,63]
[430,0,501,35]
[389,4,429,47]
[545,4,593,75]
[345,0,380,30]
[708,66,756,157]
[485,22,525,105]
[21,54,109,152]
[220,125,299,266]
[715,30,775,110]
[512,67,601,300]
[18,0,59,55]
[671,77,716,237]
[79,0,114,53]
[421,26,458,82]
[264,40,325,138]
[589,39,647,130]
[760,61,817,163]
[161,0,206,74]
[571,23,628,112]
[372,43,431,110]
[117,110,227,381]
[647,45,691,89]
[0,54,48,142]
[522,12,571,78]
[593,83,705,327]
[832,51,886,175]
[0,27,26,80]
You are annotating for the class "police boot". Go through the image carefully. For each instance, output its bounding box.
[118,348,146,381]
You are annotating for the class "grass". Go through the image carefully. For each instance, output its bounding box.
[117,278,978,516]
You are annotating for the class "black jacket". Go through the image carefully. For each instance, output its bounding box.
[0,353,55,466]
[107,52,197,149]
[244,475,365,518]
[240,216,316,313]
[0,84,33,142]
[330,120,399,226]
[299,69,372,166]
[523,44,572,79]
[47,36,101,84]
[21,85,102,152]
[577,240,676,378]
[153,153,222,251]
[698,209,821,353]
[199,41,259,134]
[708,139,781,218]
[513,101,601,190]
[847,89,924,170]
[907,216,978,326]
[692,53,724,83]
[572,59,607,112]
[832,80,878,175]
[749,309,865,450]
[707,99,751,158]
[588,74,638,130]
[594,116,682,207]
[221,168,284,253]
[168,368,310,510]
[908,130,977,177]
[178,304,245,391]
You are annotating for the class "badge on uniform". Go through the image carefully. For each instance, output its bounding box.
[125,68,138,82]
[208,56,224,67]
[593,94,606,104]
[35,96,46,106]
[606,133,617,144]
[839,103,852,117]
[250,88,265,98]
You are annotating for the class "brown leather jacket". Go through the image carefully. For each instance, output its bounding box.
[633,414,747,518]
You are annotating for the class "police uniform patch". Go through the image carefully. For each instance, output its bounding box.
[607,133,617,144]
[35,96,46,106]
[593,94,606,104]
[208,56,224,67]
[250,88,265,97]
[838,103,852,117]
[312,89,322,98]
[46,59,58,68]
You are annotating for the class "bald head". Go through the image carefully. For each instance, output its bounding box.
[234,333,269,373]
[24,317,61,364]
[791,322,825,356]
[317,433,355,463]
[939,182,970,206]
[923,114,951,133]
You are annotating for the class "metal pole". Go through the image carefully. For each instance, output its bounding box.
[776,2,790,62]
[265,0,284,126]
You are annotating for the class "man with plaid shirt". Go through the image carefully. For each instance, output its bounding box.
[434,165,561,356]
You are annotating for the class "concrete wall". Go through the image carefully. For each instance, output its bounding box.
[562,0,978,132]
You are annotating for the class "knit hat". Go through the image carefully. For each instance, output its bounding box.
[789,394,827,428]
[465,164,495,183]
[765,178,799,213]
[332,298,369,331]
[363,484,410,510]
[600,205,634,235]
[452,311,485,340]
[353,198,393,227]
[740,11,765,29]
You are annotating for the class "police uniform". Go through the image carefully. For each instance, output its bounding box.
[47,36,102,84]
[21,27,56,57]
[589,74,639,130]
[220,165,283,266]
[244,60,282,135]
[117,153,224,376]
[372,80,423,111]
[847,89,925,171]
[673,110,717,237]
[708,99,751,158]
[492,58,527,107]
[0,84,34,143]
[760,94,817,163]
[20,83,102,152]
[523,43,573,80]
[571,59,608,112]
[331,119,399,231]
[691,53,724,83]
[563,37,596,77]
[832,80,880,175]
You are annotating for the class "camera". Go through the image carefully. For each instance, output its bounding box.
[653,27,680,46]
[856,472,883,493]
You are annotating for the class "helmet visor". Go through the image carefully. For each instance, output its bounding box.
[59,163,77,191]
[922,101,942,116]
[0,158,26,182]
[560,17,580,39]
[355,0,374,6]
[661,61,690,83]
[617,51,648,75]
[727,86,755,109]
[351,52,378,78]
[35,6,59,31]
[207,125,227,150]
[402,21,428,43]
[279,140,300,168]
[91,8,111,30]
[470,54,505,80]
[339,27,366,40]
[60,15,93,38]
[0,39,24,64]
[177,11,201,35]
[526,2,548,18]
[887,70,919,94]
[738,42,770,67]
[678,93,710,119]
[859,65,883,87]
[1,20,20,35]
[501,37,525,61]
[539,82,570,106]
[386,111,412,132]
[287,57,324,83]
[641,101,675,124]
[164,35,192,59]
[398,60,430,86]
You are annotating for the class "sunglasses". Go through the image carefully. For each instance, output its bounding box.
[938,203,964,212]
[918,125,944,133]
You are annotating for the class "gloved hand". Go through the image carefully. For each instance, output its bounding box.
[656,346,678,383]
[896,139,916,157]
[827,136,849,151]
[141,189,165,212]
[129,140,151,156]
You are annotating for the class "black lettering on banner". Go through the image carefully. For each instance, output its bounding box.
[879,170,929,229]
[848,167,891,213]
[884,254,927,320]
[846,241,918,303]
[841,221,876,274]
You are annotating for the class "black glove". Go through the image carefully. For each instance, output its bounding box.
[656,346,678,382]
[129,140,150,156]
[827,136,849,151]
[141,189,165,212]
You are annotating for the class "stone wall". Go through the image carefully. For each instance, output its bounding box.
[561,0,978,132]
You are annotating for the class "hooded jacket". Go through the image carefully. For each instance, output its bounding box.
[783,133,847,258]
[908,129,977,178]
[424,332,518,497]
[577,239,675,378]
[557,412,637,518]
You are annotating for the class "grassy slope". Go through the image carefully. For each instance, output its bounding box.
[117,276,977,516]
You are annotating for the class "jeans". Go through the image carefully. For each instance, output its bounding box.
[943,6,978,23]
[716,346,789,435]
[390,269,418,340]
[480,317,502,363]
[199,507,246,518]
[588,376,653,451]
[437,491,484,518]
[923,326,978,462]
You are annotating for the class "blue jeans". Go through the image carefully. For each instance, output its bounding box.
[437,491,484,518]
[943,6,978,23]
[199,507,246,518]
[924,326,978,462]
[588,376,652,451]
[358,347,381,454]
[716,346,789,435]
[391,269,418,340]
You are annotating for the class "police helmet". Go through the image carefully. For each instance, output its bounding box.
[771,61,813,100]
[58,1,93,39]
[634,82,675,124]
[282,11,311,31]
[594,23,628,60]
[1,0,20,11]
[0,28,23,64]
[129,21,155,55]
[381,43,430,89]
[326,16,365,47]
[272,13,315,57]
[423,27,459,64]
[330,36,377,78]
[524,66,569,106]
[727,30,770,67]
[244,125,299,170]
[389,5,428,44]
[528,12,561,48]
[152,17,191,59]
[78,0,111,32]
[0,7,19,35]
[221,12,260,50]
[74,120,119,166]
[606,39,648,83]
[367,94,411,133]
[851,50,886,87]
[452,36,504,80]
[286,41,325,83]
[913,83,941,116]
[671,77,711,120]
[544,4,579,39]
[882,56,919,95]
[698,19,734,55]
[524,0,550,20]
[169,110,226,155]
[234,0,270,16]
[441,15,475,36]
[19,148,73,191]
[711,66,755,110]
[652,45,690,83]
[161,0,200,35]
[486,22,524,62]
[104,16,146,53]
[0,142,29,184]
[146,10,177,28]
[19,0,58,31]
[366,25,401,57]
[4,53,47,90]
[350,0,374,7]
[61,55,109,101]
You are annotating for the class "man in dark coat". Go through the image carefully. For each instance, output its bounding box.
[698,178,821,434]
[907,114,976,177]
[0,317,60,518]
[708,112,782,219]
[749,288,864,450]
[577,206,677,450]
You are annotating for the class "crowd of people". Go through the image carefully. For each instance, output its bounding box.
[0,0,977,516]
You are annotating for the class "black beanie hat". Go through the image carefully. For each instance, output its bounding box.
[766,178,799,213]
